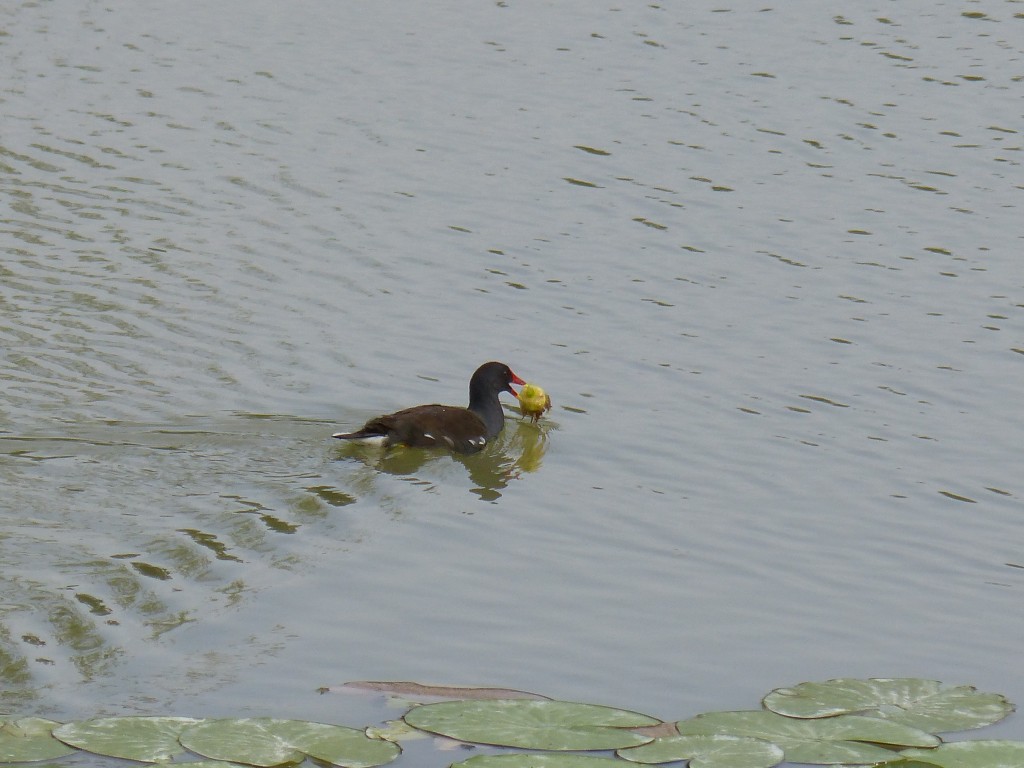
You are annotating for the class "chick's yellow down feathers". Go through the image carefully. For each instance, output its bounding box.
[517,383,551,423]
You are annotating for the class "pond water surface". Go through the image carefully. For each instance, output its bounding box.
[2,0,1023,755]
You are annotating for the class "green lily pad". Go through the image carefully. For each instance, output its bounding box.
[53,716,202,762]
[675,710,938,765]
[762,679,1014,732]
[261,720,400,767]
[0,718,75,762]
[180,719,303,767]
[900,740,1024,767]
[403,700,659,751]
[179,718,400,768]
[619,733,784,768]
[453,755,624,768]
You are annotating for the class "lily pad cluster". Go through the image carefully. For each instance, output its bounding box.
[1,678,1021,768]
[397,680,1016,768]
[1,716,400,768]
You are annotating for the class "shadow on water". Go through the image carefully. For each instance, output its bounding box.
[332,419,553,503]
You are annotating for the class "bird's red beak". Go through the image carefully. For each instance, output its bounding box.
[508,371,526,397]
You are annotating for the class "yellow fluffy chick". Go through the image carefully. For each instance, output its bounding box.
[517,383,552,423]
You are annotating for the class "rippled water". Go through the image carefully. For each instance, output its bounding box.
[2,0,1022,744]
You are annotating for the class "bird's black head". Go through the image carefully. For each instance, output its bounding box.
[470,361,525,400]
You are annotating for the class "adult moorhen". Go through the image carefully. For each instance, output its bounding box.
[332,362,525,454]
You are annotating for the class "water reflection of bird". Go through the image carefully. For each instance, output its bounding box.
[333,362,525,454]
[335,418,551,502]
[509,421,549,473]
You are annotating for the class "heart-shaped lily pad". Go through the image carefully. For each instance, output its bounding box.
[265,719,400,767]
[403,700,659,751]
[181,719,303,767]
[619,733,784,768]
[763,679,1013,732]
[53,716,202,762]
[180,718,400,768]
[1,718,75,762]
[675,710,938,765]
